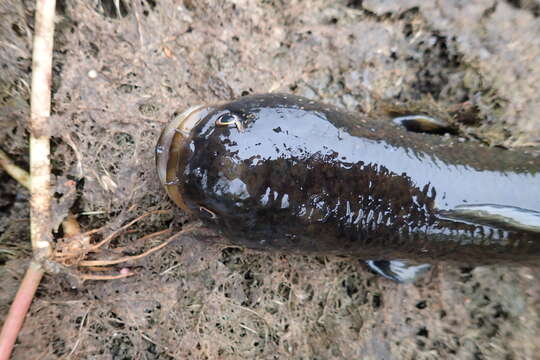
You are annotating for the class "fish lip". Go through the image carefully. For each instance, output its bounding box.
[155,105,204,185]
[155,104,211,212]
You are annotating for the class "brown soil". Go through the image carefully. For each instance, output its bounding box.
[1,0,539,359]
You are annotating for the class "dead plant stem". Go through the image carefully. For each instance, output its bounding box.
[0,0,56,359]
[30,0,56,260]
[0,149,30,190]
[0,262,44,360]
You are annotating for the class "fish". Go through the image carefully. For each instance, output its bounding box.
[155,93,540,282]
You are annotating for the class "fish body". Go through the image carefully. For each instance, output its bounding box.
[156,94,540,279]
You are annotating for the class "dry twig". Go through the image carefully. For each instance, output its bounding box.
[78,229,172,266]
[87,210,168,252]
[0,149,30,190]
[29,0,56,260]
[71,223,200,282]
[0,0,56,358]
[79,272,135,281]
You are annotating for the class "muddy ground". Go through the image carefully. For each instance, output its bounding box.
[1,0,540,359]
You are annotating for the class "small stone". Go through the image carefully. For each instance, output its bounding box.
[88,69,98,79]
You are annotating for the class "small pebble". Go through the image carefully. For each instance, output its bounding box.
[88,69,98,79]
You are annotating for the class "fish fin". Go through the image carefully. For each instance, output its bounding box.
[439,204,540,233]
[393,115,456,135]
[365,260,431,283]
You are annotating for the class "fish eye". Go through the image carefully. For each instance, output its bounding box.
[215,113,237,125]
[215,113,244,132]
[199,206,218,219]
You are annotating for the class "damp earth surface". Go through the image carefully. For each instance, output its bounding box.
[1,0,539,359]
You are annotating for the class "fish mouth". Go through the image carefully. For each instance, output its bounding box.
[155,104,212,212]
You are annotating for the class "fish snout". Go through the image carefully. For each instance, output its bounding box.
[155,104,210,212]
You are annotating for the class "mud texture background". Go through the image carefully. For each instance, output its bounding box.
[1,0,540,359]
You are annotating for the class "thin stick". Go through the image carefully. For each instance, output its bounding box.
[79,229,174,266]
[29,0,56,260]
[101,228,172,252]
[85,266,117,272]
[0,1,56,359]
[87,210,168,252]
[0,262,44,360]
[80,272,135,281]
[67,308,90,357]
[0,149,30,190]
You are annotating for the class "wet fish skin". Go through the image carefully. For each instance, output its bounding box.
[156,93,540,269]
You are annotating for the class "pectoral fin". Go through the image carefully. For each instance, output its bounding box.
[366,260,431,283]
[438,204,540,233]
[393,115,456,135]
